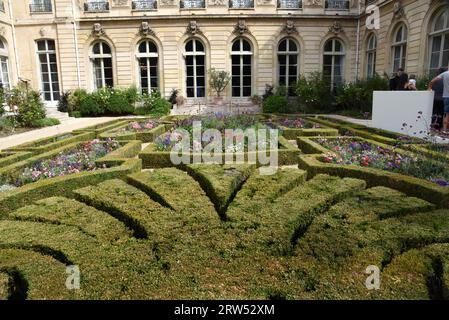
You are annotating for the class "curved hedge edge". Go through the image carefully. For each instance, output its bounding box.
[340,126,398,145]
[297,137,330,154]
[0,157,142,216]
[0,151,34,168]
[5,132,96,154]
[402,144,449,162]
[298,154,449,208]
[72,119,131,136]
[96,140,142,167]
[139,139,299,169]
[295,128,339,138]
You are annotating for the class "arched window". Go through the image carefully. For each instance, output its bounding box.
[429,8,449,76]
[185,39,205,98]
[366,34,377,78]
[323,38,345,91]
[137,40,158,94]
[91,41,113,89]
[0,39,10,90]
[36,39,60,101]
[391,24,407,72]
[231,38,252,97]
[278,38,299,95]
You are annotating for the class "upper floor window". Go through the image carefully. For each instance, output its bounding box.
[429,8,449,76]
[278,38,299,95]
[0,39,10,90]
[323,38,345,91]
[277,0,302,9]
[366,33,377,78]
[181,0,206,8]
[391,24,407,72]
[84,0,109,12]
[229,0,254,9]
[231,38,252,97]
[91,42,113,89]
[185,39,205,98]
[29,0,53,13]
[325,0,349,10]
[132,0,157,10]
[137,40,159,94]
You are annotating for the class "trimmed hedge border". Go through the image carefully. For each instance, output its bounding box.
[402,144,449,163]
[0,140,142,215]
[72,119,130,136]
[99,123,173,143]
[0,151,33,168]
[138,135,299,168]
[297,136,449,208]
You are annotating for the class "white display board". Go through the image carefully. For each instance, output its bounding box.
[372,91,435,139]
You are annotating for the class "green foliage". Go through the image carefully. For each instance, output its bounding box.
[295,72,335,112]
[67,89,88,115]
[137,90,171,116]
[168,89,179,105]
[208,68,231,97]
[106,88,134,115]
[0,87,5,117]
[57,91,70,113]
[14,89,46,127]
[79,94,103,117]
[262,95,289,113]
[416,74,433,91]
[30,118,60,128]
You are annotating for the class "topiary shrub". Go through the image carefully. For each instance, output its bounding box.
[262,95,289,113]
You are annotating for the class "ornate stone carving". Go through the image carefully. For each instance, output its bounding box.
[257,0,273,5]
[0,27,6,37]
[208,0,227,5]
[39,27,48,37]
[92,23,105,37]
[140,22,155,37]
[160,0,176,6]
[329,21,343,35]
[282,20,298,35]
[112,0,128,6]
[306,0,322,6]
[186,20,202,35]
[393,0,405,19]
[233,20,250,35]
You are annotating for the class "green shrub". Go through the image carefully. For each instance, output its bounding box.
[16,90,46,127]
[79,94,103,117]
[262,95,289,113]
[30,118,60,128]
[295,72,335,112]
[124,86,139,105]
[0,87,5,117]
[57,91,70,113]
[105,89,134,115]
[67,89,88,114]
[137,90,171,116]
[91,87,111,113]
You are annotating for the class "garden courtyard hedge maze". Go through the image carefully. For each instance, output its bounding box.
[1,114,449,300]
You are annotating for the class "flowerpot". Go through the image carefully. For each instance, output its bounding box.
[214,96,224,106]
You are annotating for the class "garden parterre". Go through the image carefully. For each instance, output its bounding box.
[1,115,449,300]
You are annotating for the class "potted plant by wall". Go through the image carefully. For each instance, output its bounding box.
[175,95,186,108]
[208,68,231,106]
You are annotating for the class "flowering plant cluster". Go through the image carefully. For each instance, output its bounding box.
[126,120,158,132]
[269,118,321,129]
[0,139,120,191]
[317,137,449,187]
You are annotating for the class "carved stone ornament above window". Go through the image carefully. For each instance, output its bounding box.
[92,23,105,37]
[208,0,227,5]
[282,20,298,35]
[256,0,273,6]
[159,0,177,6]
[140,22,155,37]
[329,21,343,35]
[233,20,251,35]
[393,0,405,19]
[306,0,322,7]
[186,20,202,35]
[112,0,129,7]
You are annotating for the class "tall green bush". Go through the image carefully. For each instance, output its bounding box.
[295,72,334,112]
[137,90,170,116]
[14,89,46,127]
[262,95,289,114]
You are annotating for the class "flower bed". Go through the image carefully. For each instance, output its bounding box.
[0,139,120,192]
[317,137,449,187]
[99,119,170,142]
[264,117,338,139]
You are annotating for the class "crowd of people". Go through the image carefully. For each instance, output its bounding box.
[389,67,449,134]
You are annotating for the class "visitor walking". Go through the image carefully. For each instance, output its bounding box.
[431,67,448,130]
[406,74,417,91]
[429,68,449,133]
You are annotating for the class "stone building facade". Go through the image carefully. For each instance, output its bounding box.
[0,0,447,106]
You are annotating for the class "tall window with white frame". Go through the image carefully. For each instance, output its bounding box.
[36,39,60,101]
[91,41,113,89]
[366,33,377,78]
[137,40,158,94]
[391,24,407,72]
[429,8,449,76]
[278,38,299,95]
[231,38,252,98]
[0,39,10,90]
[185,39,205,98]
[323,38,345,91]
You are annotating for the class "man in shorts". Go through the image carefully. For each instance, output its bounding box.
[429,69,449,133]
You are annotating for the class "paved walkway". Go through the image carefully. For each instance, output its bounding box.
[0,117,118,150]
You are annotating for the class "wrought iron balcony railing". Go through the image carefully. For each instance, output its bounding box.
[0,1,5,12]
[132,0,157,10]
[277,0,302,9]
[325,0,349,10]
[84,1,110,12]
[181,0,205,8]
[229,0,254,8]
[29,0,52,13]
